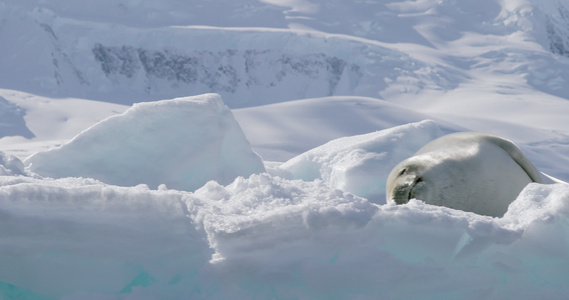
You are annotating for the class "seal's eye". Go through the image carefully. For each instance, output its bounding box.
[398,168,407,176]
[415,177,423,184]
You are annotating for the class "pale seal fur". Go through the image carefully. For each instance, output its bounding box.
[386,132,543,217]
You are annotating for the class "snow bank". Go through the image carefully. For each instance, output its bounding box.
[193,178,569,300]
[279,120,446,203]
[0,176,209,299]
[2,171,569,299]
[24,94,265,191]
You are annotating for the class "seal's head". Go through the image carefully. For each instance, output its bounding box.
[386,157,434,204]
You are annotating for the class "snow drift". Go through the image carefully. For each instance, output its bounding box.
[25,93,265,191]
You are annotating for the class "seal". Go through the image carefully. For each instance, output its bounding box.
[386,132,543,217]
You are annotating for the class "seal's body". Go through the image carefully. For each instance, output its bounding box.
[386,132,543,217]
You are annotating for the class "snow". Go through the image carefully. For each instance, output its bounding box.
[0,176,205,298]
[0,3,463,106]
[24,93,265,191]
[279,120,447,204]
[0,89,128,159]
[233,96,463,162]
[0,96,34,140]
[1,168,569,299]
[0,152,25,176]
[1,0,569,299]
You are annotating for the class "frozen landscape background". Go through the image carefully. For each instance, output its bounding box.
[2,0,569,299]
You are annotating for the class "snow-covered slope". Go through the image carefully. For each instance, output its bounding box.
[233,96,463,161]
[0,11,457,106]
[0,89,128,159]
[2,0,569,106]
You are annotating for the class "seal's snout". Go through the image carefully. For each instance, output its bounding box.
[388,171,426,205]
[392,187,411,204]
[389,175,415,204]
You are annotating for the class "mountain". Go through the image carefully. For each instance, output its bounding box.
[2,0,569,106]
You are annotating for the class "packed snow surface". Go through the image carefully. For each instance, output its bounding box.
[1,0,569,299]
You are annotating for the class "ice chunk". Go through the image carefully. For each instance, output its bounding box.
[0,175,209,299]
[24,94,265,191]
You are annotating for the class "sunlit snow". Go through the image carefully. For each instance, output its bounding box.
[25,94,264,191]
[1,0,569,299]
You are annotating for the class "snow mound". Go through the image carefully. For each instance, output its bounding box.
[24,93,265,191]
[279,120,446,203]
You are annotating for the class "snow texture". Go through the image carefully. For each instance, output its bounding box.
[0,152,26,176]
[1,0,569,299]
[0,97,34,139]
[1,155,569,299]
[279,120,446,204]
[24,94,265,191]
